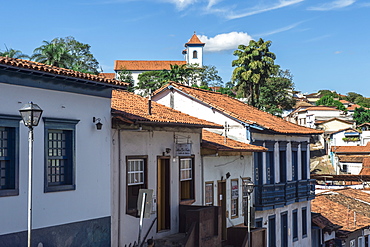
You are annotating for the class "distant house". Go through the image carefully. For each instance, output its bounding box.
[101,33,205,88]
[358,123,370,145]
[0,56,127,246]
[110,90,223,246]
[312,188,370,247]
[152,82,322,247]
[330,143,370,174]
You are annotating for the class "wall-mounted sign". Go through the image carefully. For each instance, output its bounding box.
[176,143,191,156]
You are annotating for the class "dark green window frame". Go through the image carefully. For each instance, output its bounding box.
[0,115,20,197]
[44,118,79,193]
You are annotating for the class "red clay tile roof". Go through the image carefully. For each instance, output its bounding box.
[339,100,350,104]
[347,104,362,111]
[185,34,205,46]
[316,118,353,125]
[298,106,340,112]
[154,83,322,135]
[99,73,116,79]
[360,157,370,175]
[312,212,342,232]
[0,56,127,87]
[331,143,370,153]
[338,155,370,163]
[312,189,370,234]
[114,60,187,71]
[202,130,267,152]
[111,90,222,128]
[330,127,359,135]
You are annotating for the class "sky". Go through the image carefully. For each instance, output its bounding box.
[2,0,370,96]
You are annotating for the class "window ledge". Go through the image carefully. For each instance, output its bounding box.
[180,199,195,205]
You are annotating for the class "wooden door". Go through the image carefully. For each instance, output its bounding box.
[218,181,227,240]
[157,158,170,231]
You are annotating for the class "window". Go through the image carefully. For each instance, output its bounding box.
[268,215,276,247]
[180,157,195,201]
[266,141,275,184]
[0,115,20,197]
[293,209,298,242]
[292,142,298,181]
[127,157,147,216]
[231,179,239,218]
[342,164,348,173]
[255,218,263,228]
[205,182,214,206]
[301,149,307,180]
[44,118,79,193]
[193,50,198,59]
[302,207,307,238]
[279,150,287,183]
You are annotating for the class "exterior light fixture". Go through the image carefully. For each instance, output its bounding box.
[19,102,43,247]
[93,117,103,130]
[242,178,254,247]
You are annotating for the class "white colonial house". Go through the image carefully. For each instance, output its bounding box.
[110,90,222,246]
[104,33,205,88]
[0,57,126,246]
[152,82,323,247]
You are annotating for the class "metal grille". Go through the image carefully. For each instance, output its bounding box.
[47,130,67,185]
[0,128,11,189]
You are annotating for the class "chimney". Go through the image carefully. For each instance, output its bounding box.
[148,95,152,115]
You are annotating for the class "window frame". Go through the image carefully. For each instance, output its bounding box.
[126,155,148,216]
[301,142,308,180]
[205,181,214,206]
[302,207,307,238]
[193,50,198,59]
[44,118,79,193]
[179,156,195,202]
[292,209,298,242]
[0,115,20,197]
[230,178,239,218]
[268,215,276,247]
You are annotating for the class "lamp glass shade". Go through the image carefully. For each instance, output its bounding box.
[19,102,43,127]
[243,179,254,193]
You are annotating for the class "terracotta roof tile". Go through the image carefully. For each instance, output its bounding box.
[347,104,362,111]
[114,60,187,71]
[331,143,370,153]
[185,34,205,45]
[298,106,340,112]
[154,83,322,135]
[312,189,370,233]
[316,118,353,125]
[360,157,370,175]
[202,130,267,152]
[312,212,342,232]
[111,90,222,128]
[0,56,127,87]
[338,155,370,163]
[99,72,116,79]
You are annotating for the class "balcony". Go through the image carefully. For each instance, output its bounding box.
[254,179,315,211]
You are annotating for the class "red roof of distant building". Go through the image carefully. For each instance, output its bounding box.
[114,60,186,71]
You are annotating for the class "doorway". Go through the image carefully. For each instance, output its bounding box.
[218,180,227,240]
[157,157,170,231]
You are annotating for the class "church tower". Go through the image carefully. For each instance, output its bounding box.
[183,33,205,67]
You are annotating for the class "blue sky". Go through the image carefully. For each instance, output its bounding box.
[2,0,370,96]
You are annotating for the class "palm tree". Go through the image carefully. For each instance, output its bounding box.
[0,46,29,59]
[232,38,279,108]
[31,41,73,68]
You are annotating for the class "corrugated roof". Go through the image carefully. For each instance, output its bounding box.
[202,130,267,152]
[0,56,127,87]
[111,90,222,128]
[114,60,186,71]
[154,82,323,135]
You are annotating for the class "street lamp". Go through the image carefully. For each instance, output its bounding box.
[19,102,43,247]
[243,178,254,247]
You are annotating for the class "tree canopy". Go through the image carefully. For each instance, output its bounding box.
[232,38,279,109]
[0,46,29,59]
[31,36,101,74]
[259,69,296,116]
[315,95,346,111]
[117,67,135,92]
[353,107,370,125]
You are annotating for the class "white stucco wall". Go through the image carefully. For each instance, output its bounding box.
[0,83,111,234]
[203,154,253,227]
[111,128,202,246]
[331,131,360,147]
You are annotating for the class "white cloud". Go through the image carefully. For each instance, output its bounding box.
[307,0,356,11]
[198,32,253,52]
[226,0,304,20]
[255,21,303,37]
[163,0,198,10]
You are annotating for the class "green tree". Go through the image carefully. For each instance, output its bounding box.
[0,46,29,59]
[315,95,346,111]
[232,38,279,108]
[259,69,296,116]
[31,40,73,68]
[353,107,370,125]
[137,70,168,96]
[318,90,339,98]
[199,65,223,87]
[52,36,100,74]
[117,67,135,92]
[345,92,362,103]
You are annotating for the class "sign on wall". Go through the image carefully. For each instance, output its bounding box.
[176,143,192,156]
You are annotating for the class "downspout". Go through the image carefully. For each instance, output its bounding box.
[200,130,205,205]
[118,129,122,247]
